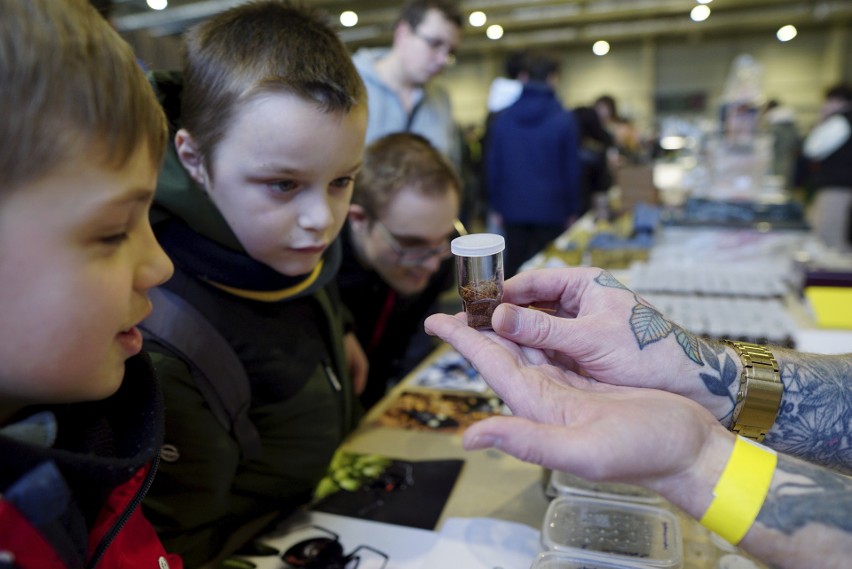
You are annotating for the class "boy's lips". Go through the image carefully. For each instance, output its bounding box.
[117,307,152,356]
[117,326,144,355]
[291,243,327,254]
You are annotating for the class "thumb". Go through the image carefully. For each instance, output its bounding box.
[491,303,578,353]
[463,416,585,474]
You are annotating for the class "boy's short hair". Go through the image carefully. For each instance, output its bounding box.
[353,133,461,219]
[526,52,560,83]
[396,0,464,30]
[825,83,852,103]
[504,50,529,80]
[180,0,366,173]
[0,0,167,193]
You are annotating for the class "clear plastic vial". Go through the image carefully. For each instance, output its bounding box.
[451,233,505,330]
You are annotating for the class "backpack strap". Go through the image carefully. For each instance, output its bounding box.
[140,287,262,461]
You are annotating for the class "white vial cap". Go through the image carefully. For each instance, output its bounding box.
[451,233,505,257]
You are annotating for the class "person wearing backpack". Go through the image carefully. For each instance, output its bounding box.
[139,2,368,566]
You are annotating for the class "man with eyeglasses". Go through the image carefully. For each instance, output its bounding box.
[338,133,463,409]
[352,0,463,167]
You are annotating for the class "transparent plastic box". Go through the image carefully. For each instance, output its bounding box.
[530,550,652,569]
[542,495,682,568]
[546,470,664,505]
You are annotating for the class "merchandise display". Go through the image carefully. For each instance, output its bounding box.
[545,470,663,505]
[530,550,652,569]
[541,495,683,567]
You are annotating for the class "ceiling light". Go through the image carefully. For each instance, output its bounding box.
[592,40,610,56]
[690,5,711,22]
[660,136,686,151]
[340,10,358,27]
[486,24,504,40]
[469,11,487,27]
[696,0,713,4]
[146,0,167,10]
[776,24,797,42]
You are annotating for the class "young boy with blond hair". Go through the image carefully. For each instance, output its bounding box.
[0,0,179,566]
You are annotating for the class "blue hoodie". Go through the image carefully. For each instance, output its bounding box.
[486,82,581,225]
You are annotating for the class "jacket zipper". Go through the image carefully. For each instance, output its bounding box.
[86,453,161,569]
[323,361,342,392]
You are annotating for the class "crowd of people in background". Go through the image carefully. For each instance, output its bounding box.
[455,51,852,255]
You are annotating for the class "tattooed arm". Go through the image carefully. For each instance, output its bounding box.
[472,267,851,472]
[743,453,852,568]
[762,349,852,472]
[424,308,852,569]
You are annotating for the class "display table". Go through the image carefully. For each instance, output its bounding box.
[233,204,852,569]
[237,344,768,569]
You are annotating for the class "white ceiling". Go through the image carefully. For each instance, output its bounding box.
[113,0,852,55]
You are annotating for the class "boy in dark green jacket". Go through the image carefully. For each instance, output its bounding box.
[140,2,368,565]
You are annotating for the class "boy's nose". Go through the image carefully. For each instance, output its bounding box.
[139,228,174,289]
[298,194,333,231]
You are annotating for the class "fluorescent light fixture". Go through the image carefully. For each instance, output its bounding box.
[660,136,686,151]
[469,11,487,27]
[691,5,710,21]
[340,10,358,27]
[776,24,797,41]
[486,24,504,40]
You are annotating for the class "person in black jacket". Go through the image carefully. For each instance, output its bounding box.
[338,133,462,409]
[803,83,852,251]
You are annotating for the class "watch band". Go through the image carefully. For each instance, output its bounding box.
[722,340,783,442]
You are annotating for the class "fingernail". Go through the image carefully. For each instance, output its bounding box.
[470,434,500,449]
[498,305,521,335]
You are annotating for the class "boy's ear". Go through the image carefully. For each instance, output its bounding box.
[174,129,209,188]
[394,20,412,45]
[348,204,369,230]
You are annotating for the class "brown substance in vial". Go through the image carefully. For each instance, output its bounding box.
[459,278,502,329]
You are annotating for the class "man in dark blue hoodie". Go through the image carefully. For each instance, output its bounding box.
[485,53,581,277]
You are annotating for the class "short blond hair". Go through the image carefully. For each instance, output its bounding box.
[0,0,167,192]
[353,133,461,219]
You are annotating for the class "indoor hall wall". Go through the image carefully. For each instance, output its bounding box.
[438,25,848,135]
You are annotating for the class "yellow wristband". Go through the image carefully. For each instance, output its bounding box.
[700,436,777,545]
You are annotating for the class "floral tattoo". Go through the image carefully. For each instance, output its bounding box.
[594,271,739,417]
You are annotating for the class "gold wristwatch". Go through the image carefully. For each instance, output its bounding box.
[722,340,783,442]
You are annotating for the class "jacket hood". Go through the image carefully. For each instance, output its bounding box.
[487,77,523,113]
[505,82,560,127]
[148,70,245,252]
[0,354,162,497]
[351,47,389,85]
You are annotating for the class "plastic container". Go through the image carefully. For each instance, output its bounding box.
[451,233,505,330]
[541,495,682,568]
[530,551,652,569]
[546,470,664,505]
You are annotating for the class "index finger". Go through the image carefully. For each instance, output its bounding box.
[424,313,528,396]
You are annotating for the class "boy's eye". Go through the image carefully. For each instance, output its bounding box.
[100,232,129,246]
[330,176,354,190]
[270,180,299,193]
